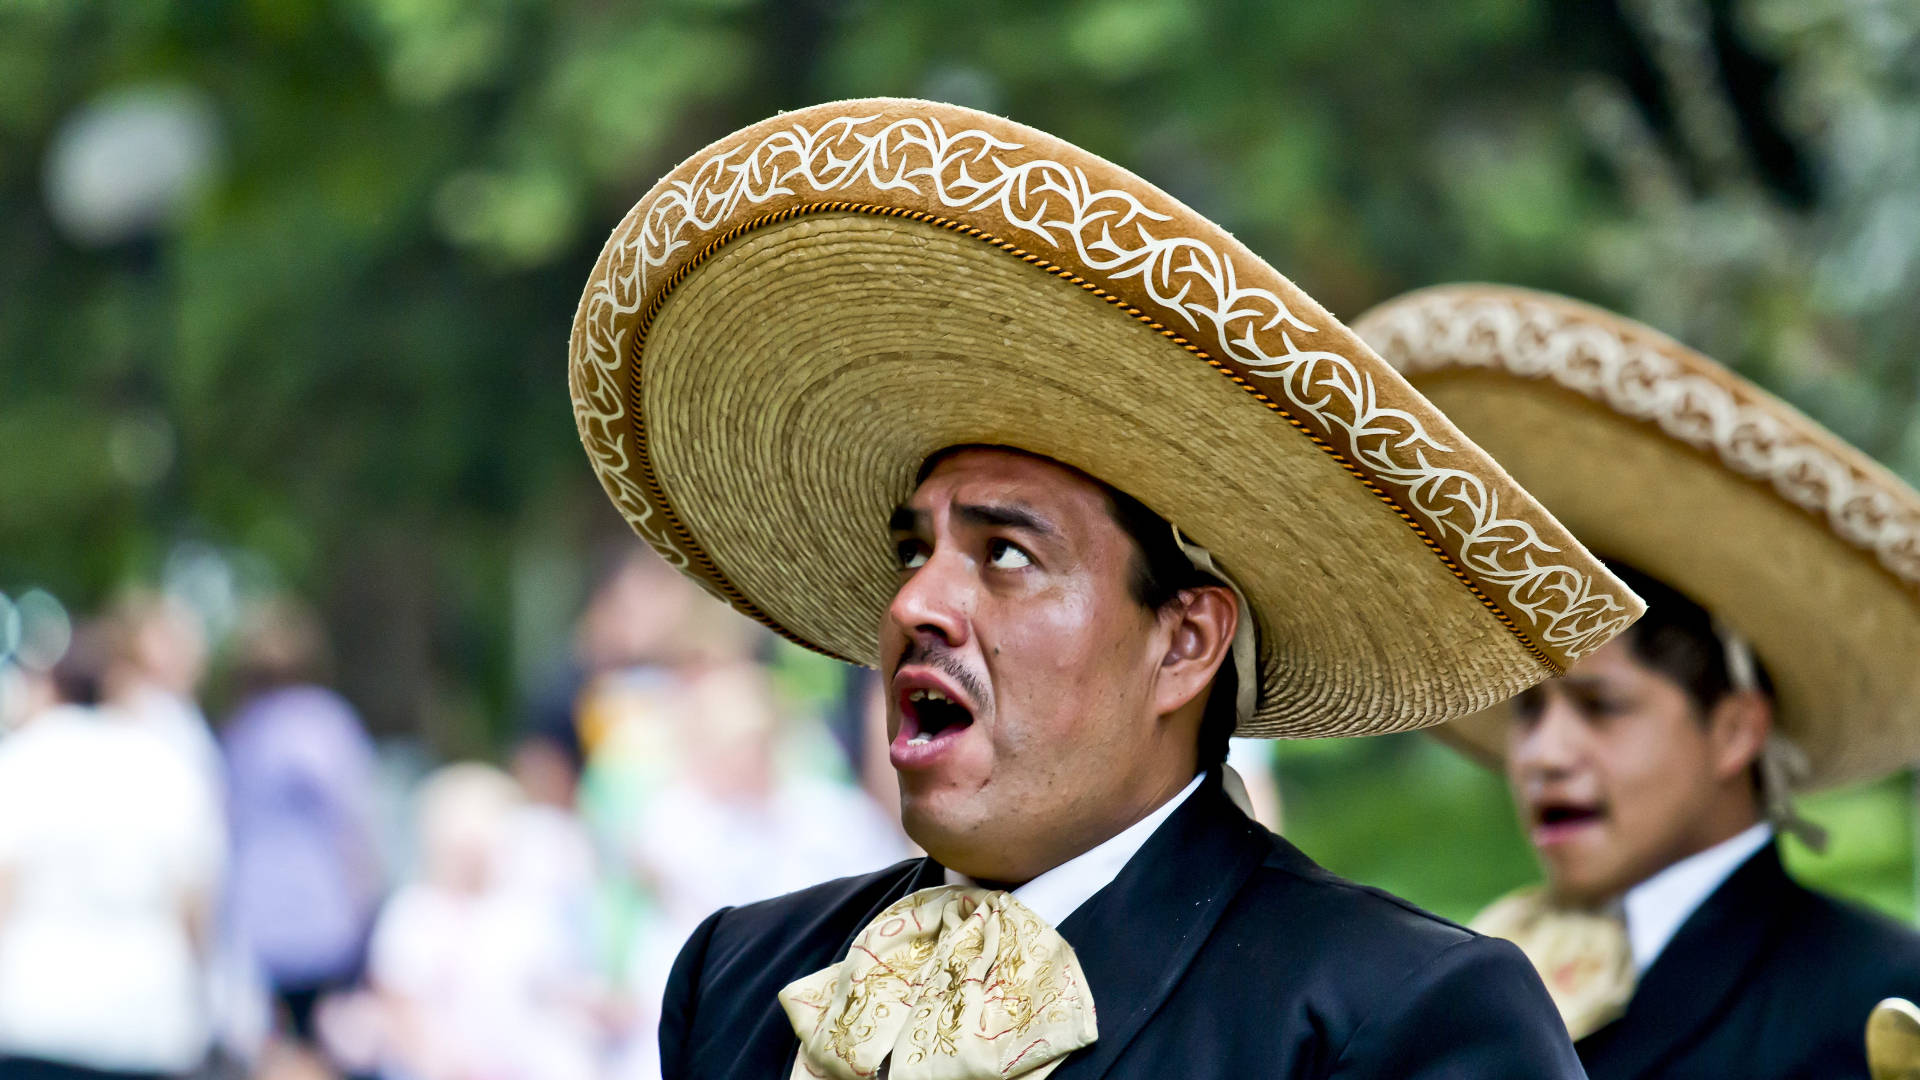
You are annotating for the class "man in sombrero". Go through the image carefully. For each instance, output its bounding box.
[1357,285,1920,1079]
[570,100,1645,1079]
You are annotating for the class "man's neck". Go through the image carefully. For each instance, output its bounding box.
[1657,799,1765,885]
[945,771,1206,924]
[1621,820,1772,973]
[954,761,1204,887]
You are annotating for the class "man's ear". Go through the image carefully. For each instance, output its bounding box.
[1152,585,1237,719]
[1707,689,1773,783]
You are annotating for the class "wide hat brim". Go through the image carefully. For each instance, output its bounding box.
[569,99,1643,738]
[1355,284,1920,786]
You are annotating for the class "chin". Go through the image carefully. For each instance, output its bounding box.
[898,794,964,856]
[900,798,1012,880]
[1544,863,1632,907]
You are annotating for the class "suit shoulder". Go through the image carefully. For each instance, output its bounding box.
[1240,839,1478,960]
[1205,839,1575,1074]
[1807,887,1920,946]
[1789,882,1920,977]
[1202,834,1512,1005]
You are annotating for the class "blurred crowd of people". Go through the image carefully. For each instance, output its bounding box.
[0,548,912,1080]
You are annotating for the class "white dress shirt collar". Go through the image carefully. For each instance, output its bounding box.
[1622,821,1773,974]
[943,771,1206,926]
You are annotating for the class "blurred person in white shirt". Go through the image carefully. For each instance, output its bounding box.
[502,727,598,974]
[361,763,598,1080]
[102,593,224,794]
[0,622,226,1079]
[101,593,271,1068]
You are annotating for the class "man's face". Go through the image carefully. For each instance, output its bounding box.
[882,448,1185,883]
[1506,636,1731,905]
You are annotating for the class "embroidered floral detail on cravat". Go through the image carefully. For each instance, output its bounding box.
[778,885,1097,1079]
[1473,887,1636,1041]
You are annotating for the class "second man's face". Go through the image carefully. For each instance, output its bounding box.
[1505,637,1735,905]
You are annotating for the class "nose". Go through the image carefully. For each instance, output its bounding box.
[1510,694,1586,782]
[885,547,972,659]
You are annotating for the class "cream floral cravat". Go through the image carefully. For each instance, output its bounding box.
[778,885,1098,1080]
[1472,887,1636,1040]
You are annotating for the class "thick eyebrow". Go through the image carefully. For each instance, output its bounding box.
[886,501,1058,538]
[956,501,1056,537]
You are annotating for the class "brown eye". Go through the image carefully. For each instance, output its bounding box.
[986,539,1031,569]
[1512,687,1546,723]
[1589,694,1633,717]
[895,539,929,570]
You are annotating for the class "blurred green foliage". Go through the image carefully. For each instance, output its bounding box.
[3,0,1917,917]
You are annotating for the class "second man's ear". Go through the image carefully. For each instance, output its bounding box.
[1708,689,1773,782]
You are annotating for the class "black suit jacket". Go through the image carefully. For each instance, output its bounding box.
[1579,843,1920,1080]
[660,772,1584,1078]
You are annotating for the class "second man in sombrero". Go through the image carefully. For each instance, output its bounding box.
[1359,284,1920,1079]
[570,99,1645,1078]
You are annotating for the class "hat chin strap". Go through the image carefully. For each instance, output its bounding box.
[1168,527,1258,727]
[1714,621,1829,854]
[1169,528,1262,821]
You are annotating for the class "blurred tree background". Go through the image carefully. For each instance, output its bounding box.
[3,0,1916,921]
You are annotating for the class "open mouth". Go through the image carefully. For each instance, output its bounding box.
[901,687,975,745]
[1532,801,1605,834]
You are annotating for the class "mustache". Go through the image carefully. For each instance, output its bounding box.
[889,640,989,707]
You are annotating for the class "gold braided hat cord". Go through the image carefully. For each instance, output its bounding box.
[779,886,1098,1080]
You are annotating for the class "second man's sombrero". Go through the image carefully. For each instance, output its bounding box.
[1354,284,1920,786]
[569,99,1643,738]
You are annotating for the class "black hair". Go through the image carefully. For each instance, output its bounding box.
[1106,484,1242,768]
[1605,560,1775,717]
[914,447,1242,767]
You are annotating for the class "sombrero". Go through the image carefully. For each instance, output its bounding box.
[568,99,1642,739]
[1354,284,1920,786]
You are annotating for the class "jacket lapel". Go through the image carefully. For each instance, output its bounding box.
[835,855,945,955]
[743,857,941,1078]
[1050,770,1270,1079]
[1579,843,1796,1080]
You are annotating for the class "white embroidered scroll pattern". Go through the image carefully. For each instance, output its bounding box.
[1359,289,1920,588]
[570,111,1635,657]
